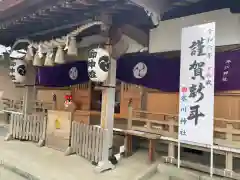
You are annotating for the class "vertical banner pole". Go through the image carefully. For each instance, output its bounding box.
[210,145,214,177]
[177,140,181,168]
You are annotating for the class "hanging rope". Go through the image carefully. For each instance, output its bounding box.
[32,21,104,53]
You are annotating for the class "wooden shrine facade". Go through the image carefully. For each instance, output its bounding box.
[37,81,240,123]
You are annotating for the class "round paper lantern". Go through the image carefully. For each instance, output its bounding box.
[9,59,27,83]
[87,48,110,82]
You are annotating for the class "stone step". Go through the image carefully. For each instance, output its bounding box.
[157,163,224,180]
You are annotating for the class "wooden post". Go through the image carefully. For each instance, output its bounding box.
[127,106,133,129]
[167,118,175,163]
[224,123,233,177]
[23,86,36,114]
[23,64,37,115]
[124,134,133,157]
[100,38,115,150]
[148,139,156,163]
[95,15,116,172]
[140,87,147,116]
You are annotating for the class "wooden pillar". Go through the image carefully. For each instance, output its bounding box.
[168,118,175,162]
[148,139,156,163]
[23,86,36,114]
[224,123,233,177]
[95,14,116,172]
[100,39,116,152]
[140,87,147,111]
[99,11,115,152]
[23,64,37,115]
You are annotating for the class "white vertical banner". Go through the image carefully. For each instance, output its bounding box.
[177,22,216,175]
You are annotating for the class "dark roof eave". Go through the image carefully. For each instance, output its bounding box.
[1,0,239,46]
[0,0,52,21]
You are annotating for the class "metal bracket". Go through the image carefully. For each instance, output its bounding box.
[144,8,161,27]
[224,169,233,178]
[95,160,115,173]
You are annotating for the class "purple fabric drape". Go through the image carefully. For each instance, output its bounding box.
[36,51,240,92]
[36,61,89,87]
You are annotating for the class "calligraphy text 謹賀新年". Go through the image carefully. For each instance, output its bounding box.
[180,28,214,136]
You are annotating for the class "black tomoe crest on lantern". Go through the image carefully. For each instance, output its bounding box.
[98,56,110,72]
[87,48,110,82]
[9,59,27,84]
[17,65,27,76]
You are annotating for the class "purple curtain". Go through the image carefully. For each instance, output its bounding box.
[36,51,240,92]
[36,61,89,87]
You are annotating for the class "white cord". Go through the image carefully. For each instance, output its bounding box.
[32,21,104,52]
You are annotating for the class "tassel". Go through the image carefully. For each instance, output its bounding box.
[54,46,65,64]
[44,50,54,66]
[38,44,44,58]
[24,44,34,63]
[33,53,43,66]
[64,36,69,51]
[67,36,78,56]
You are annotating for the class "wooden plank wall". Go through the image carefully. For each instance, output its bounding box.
[37,82,91,111]
[37,83,240,121]
[146,91,240,120]
[71,82,91,111]
[45,110,72,151]
[37,89,71,110]
[120,83,142,118]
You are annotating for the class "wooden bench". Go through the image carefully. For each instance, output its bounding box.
[93,125,161,163]
[123,129,161,163]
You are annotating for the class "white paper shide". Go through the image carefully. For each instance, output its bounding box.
[178,22,216,145]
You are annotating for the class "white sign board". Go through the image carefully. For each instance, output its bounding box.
[178,22,216,146]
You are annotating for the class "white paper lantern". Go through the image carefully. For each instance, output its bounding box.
[87,48,110,82]
[9,59,27,84]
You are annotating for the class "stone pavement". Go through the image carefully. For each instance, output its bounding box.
[0,167,27,180]
[0,126,7,137]
[0,137,152,180]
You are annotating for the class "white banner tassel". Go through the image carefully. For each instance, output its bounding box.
[54,46,65,64]
[67,36,78,56]
[44,49,54,66]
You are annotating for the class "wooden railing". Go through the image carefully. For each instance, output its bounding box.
[0,98,53,112]
[6,112,47,144]
[128,108,240,178]
[72,82,90,92]
[70,122,105,163]
[1,99,23,112]
[128,109,240,149]
[122,83,142,93]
